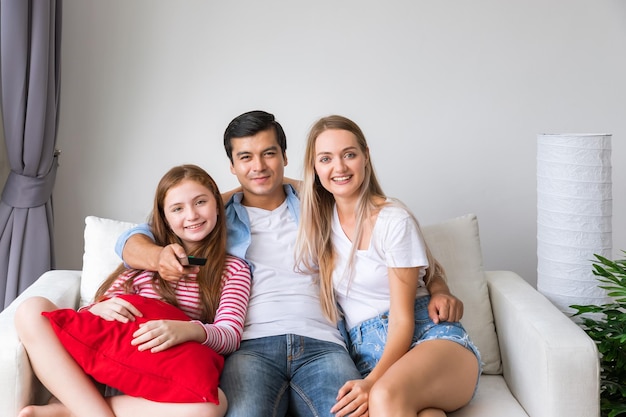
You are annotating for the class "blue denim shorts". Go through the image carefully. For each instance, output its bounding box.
[341,295,482,379]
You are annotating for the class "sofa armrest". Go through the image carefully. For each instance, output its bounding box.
[485,270,599,417]
[0,270,82,417]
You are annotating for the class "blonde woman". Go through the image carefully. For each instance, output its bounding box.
[295,116,481,417]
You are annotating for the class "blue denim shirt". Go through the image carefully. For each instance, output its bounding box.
[115,184,300,273]
[224,184,300,271]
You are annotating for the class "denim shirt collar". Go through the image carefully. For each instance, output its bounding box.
[225,184,300,271]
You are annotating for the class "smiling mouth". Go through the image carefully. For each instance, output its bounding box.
[185,222,205,230]
[332,175,352,182]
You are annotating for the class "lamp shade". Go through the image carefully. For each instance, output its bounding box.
[537,133,612,315]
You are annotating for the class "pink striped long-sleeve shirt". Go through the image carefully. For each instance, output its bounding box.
[102,255,251,354]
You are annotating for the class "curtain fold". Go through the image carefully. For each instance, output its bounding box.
[0,0,62,309]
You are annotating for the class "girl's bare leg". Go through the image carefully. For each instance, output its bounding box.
[17,396,73,417]
[15,297,115,417]
[108,388,228,417]
[368,340,479,417]
[17,389,228,417]
[16,296,228,417]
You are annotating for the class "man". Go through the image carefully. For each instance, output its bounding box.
[116,110,463,417]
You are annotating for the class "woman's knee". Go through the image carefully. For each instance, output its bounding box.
[369,379,408,413]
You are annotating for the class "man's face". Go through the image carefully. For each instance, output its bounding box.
[229,128,288,208]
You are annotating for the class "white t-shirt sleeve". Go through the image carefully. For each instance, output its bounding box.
[378,206,429,269]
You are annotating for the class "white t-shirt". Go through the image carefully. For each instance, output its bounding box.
[243,200,344,345]
[332,202,430,330]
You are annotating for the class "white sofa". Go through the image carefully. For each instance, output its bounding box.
[0,214,600,417]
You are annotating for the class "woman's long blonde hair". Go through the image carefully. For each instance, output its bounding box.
[94,164,227,323]
[295,115,444,324]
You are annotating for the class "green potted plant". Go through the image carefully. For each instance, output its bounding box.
[571,251,626,417]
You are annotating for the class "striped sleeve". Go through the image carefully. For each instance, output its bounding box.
[103,269,159,299]
[201,255,251,354]
[77,270,159,312]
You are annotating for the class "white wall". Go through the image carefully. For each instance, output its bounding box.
[54,0,626,287]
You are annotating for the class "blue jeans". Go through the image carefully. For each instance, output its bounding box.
[220,334,361,417]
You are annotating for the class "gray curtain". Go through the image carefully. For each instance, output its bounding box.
[0,0,62,309]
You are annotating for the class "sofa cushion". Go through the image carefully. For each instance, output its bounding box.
[81,216,138,306]
[44,294,223,404]
[421,214,502,374]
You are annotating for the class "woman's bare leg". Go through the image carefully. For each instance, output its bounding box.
[15,297,115,417]
[368,340,479,417]
[416,409,446,417]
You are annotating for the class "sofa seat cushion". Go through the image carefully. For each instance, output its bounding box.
[449,375,529,416]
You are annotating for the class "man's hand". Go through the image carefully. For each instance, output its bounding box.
[221,186,242,204]
[89,296,143,323]
[157,243,199,282]
[122,235,195,281]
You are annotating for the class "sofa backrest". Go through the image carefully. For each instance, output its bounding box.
[81,216,138,307]
[421,214,501,374]
[81,213,502,374]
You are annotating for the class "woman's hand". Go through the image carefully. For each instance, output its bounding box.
[427,291,464,323]
[131,319,205,353]
[425,273,464,323]
[89,296,143,323]
[331,378,371,417]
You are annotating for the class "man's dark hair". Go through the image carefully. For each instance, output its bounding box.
[223,110,287,163]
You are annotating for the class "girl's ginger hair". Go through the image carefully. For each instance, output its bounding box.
[295,115,444,324]
[94,164,227,323]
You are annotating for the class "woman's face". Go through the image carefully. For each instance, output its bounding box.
[163,178,218,252]
[313,128,367,202]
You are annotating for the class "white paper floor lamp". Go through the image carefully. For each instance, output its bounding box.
[537,133,613,315]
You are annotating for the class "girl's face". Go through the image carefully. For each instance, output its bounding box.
[163,179,218,252]
[314,128,367,202]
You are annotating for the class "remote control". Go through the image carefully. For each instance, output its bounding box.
[179,256,207,266]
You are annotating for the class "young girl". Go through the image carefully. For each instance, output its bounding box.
[14,164,251,417]
[295,116,481,417]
